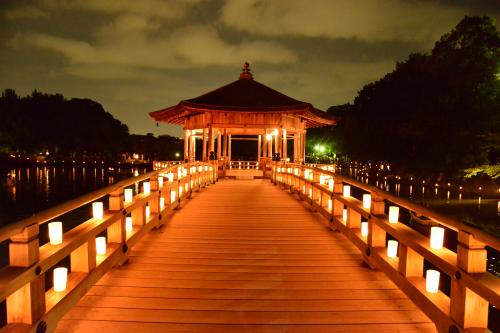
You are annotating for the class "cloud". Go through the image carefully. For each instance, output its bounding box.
[26,20,297,79]
[220,0,465,45]
[39,0,202,20]
[3,5,47,20]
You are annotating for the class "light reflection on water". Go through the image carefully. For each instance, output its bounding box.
[0,166,149,225]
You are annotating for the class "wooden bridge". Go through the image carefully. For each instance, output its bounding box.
[0,163,498,333]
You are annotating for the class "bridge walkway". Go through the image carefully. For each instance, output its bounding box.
[56,179,435,333]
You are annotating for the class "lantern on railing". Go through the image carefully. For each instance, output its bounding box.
[199,166,203,172]
[177,169,182,179]
[125,217,133,232]
[319,175,325,185]
[343,185,350,197]
[92,202,104,219]
[426,270,440,293]
[53,267,68,292]
[171,191,176,203]
[205,166,208,172]
[387,240,398,258]
[430,227,444,250]
[48,221,63,245]
[179,186,183,197]
[167,172,174,182]
[302,185,306,194]
[96,237,106,255]
[143,182,150,195]
[388,206,399,224]
[328,179,334,191]
[361,222,368,237]
[343,209,347,222]
[328,199,332,212]
[362,194,371,209]
[145,206,150,219]
[309,188,312,198]
[124,189,133,203]
[158,177,163,188]
[160,197,165,210]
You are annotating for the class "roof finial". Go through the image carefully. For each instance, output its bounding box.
[239,62,253,80]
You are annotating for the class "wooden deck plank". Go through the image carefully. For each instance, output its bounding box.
[56,179,434,333]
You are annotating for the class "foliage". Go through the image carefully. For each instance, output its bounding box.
[311,16,500,176]
[0,90,181,160]
[462,164,500,179]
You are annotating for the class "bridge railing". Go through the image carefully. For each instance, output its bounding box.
[273,163,499,333]
[0,162,217,333]
[228,161,260,170]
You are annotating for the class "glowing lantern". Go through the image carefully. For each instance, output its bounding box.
[328,199,332,212]
[179,186,183,197]
[343,209,347,222]
[96,237,106,255]
[160,197,165,210]
[388,206,399,223]
[48,222,63,245]
[387,240,398,258]
[124,189,133,203]
[185,183,189,192]
[143,182,150,194]
[309,188,312,198]
[328,179,334,191]
[362,194,371,209]
[430,227,444,250]
[426,270,440,293]
[145,206,150,219]
[125,217,133,232]
[158,177,163,188]
[53,267,68,292]
[343,185,350,197]
[170,191,176,203]
[361,222,368,237]
[92,202,103,219]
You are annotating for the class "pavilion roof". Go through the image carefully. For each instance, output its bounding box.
[150,63,337,128]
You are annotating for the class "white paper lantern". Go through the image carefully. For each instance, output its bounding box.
[343,185,350,197]
[125,217,133,232]
[48,222,63,245]
[96,237,106,255]
[92,202,103,219]
[143,182,150,195]
[430,227,445,250]
[124,189,133,203]
[426,270,440,293]
[362,194,371,209]
[53,267,68,292]
[387,240,398,258]
[388,206,399,224]
[361,222,368,237]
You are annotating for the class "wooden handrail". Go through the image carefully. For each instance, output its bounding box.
[0,161,217,333]
[273,162,499,333]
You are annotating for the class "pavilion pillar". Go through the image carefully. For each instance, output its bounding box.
[257,135,262,162]
[293,132,299,163]
[202,128,207,161]
[301,131,306,162]
[209,127,215,158]
[222,130,227,161]
[282,129,287,162]
[263,131,268,160]
[217,130,222,160]
[183,129,189,161]
[228,134,232,162]
[277,128,282,161]
[190,134,196,161]
[267,132,273,158]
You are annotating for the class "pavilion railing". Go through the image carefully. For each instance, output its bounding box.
[0,162,217,333]
[228,161,260,170]
[272,163,499,333]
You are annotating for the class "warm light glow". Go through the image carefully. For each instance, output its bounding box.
[92,202,104,219]
[343,209,347,222]
[53,267,68,292]
[96,237,106,255]
[167,172,174,182]
[48,221,63,245]
[171,191,176,203]
[266,133,272,141]
[143,182,150,194]
[179,186,183,197]
[185,183,189,192]
[387,240,398,258]
[125,217,132,232]
[124,189,133,203]
[388,206,399,223]
[319,175,325,185]
[361,222,368,237]
[145,206,150,219]
[158,177,163,188]
[362,194,371,209]
[426,270,440,293]
[302,185,305,194]
[177,170,182,179]
[328,179,334,191]
[343,185,350,197]
[309,188,312,198]
[430,227,445,250]
[273,128,278,136]
[160,197,165,210]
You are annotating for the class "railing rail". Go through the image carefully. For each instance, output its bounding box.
[0,161,217,333]
[273,162,499,333]
[228,161,260,170]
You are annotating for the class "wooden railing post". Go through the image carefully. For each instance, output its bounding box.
[108,187,125,244]
[368,193,386,249]
[7,224,45,325]
[332,179,343,220]
[450,230,488,330]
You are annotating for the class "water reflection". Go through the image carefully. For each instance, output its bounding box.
[0,165,149,225]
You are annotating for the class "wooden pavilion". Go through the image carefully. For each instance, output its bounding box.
[150,63,336,165]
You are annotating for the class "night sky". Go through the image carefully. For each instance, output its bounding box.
[1,1,498,137]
